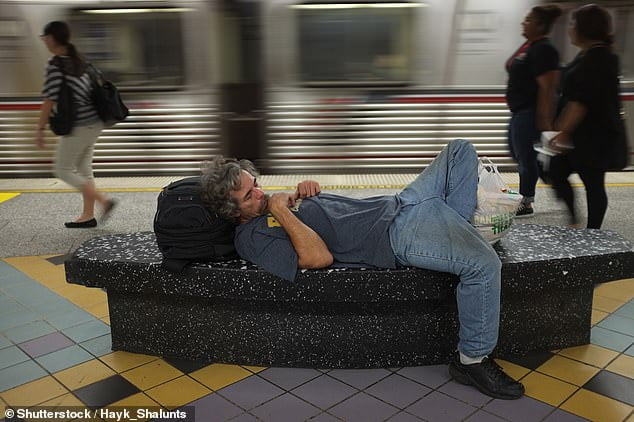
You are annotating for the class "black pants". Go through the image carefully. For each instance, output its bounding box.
[549,155,607,229]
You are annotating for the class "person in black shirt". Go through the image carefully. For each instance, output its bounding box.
[549,4,622,229]
[505,5,562,218]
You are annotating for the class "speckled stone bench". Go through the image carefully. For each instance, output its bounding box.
[65,224,634,368]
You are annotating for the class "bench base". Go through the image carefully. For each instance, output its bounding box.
[107,287,592,368]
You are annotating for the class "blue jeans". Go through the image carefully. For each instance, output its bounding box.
[508,109,540,203]
[389,139,502,358]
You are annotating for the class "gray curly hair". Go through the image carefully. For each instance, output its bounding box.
[200,156,259,223]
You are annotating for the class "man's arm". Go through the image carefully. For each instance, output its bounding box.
[268,192,333,269]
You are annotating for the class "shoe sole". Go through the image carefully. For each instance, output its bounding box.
[515,213,534,218]
[448,363,523,400]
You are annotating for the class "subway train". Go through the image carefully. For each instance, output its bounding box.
[0,0,633,176]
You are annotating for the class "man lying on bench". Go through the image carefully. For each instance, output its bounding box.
[200,139,525,400]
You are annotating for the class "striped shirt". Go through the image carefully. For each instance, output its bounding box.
[42,56,100,126]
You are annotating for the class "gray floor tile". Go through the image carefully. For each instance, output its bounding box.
[62,319,110,343]
[483,396,555,422]
[258,367,322,391]
[365,374,431,409]
[0,360,47,392]
[464,410,507,422]
[590,326,634,352]
[35,344,93,373]
[307,412,341,421]
[397,365,451,389]
[230,414,259,422]
[327,368,391,390]
[186,393,243,422]
[437,380,493,407]
[625,343,634,357]
[597,314,634,336]
[0,308,42,332]
[0,299,29,317]
[0,345,30,370]
[46,308,96,330]
[79,334,112,357]
[406,391,477,422]
[218,374,285,410]
[2,320,56,344]
[0,334,11,350]
[18,331,74,358]
[329,392,399,422]
[292,374,357,410]
[251,393,320,422]
[386,411,423,421]
[541,409,590,422]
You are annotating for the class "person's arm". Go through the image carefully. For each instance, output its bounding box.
[268,192,333,269]
[35,99,55,149]
[535,70,559,131]
[551,101,587,151]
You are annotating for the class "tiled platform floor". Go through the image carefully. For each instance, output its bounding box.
[0,255,633,422]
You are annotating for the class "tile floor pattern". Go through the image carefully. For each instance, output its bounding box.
[0,256,633,422]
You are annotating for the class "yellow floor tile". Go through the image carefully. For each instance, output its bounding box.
[121,359,183,390]
[558,344,619,368]
[0,376,67,407]
[104,393,160,422]
[84,301,110,319]
[0,398,6,419]
[99,351,158,373]
[100,316,110,325]
[521,371,578,407]
[494,359,531,381]
[561,388,632,422]
[606,354,634,379]
[242,365,267,374]
[190,363,253,391]
[594,279,634,302]
[591,309,610,325]
[0,192,20,203]
[65,289,107,309]
[54,359,116,390]
[593,294,627,312]
[537,355,600,386]
[145,376,211,410]
[33,393,86,422]
[4,257,66,286]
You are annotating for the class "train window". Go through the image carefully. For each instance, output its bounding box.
[292,2,420,85]
[70,8,190,89]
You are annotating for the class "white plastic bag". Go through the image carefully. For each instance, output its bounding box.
[473,158,523,244]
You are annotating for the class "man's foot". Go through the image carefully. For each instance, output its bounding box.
[515,203,534,218]
[448,354,525,400]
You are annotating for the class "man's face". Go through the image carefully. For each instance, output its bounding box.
[230,170,269,223]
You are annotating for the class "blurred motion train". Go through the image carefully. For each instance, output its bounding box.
[0,0,633,176]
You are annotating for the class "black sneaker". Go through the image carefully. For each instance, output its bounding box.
[515,203,534,218]
[448,354,525,400]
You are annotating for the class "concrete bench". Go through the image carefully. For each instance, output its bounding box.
[64,224,634,369]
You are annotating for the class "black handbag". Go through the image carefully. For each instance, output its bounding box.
[87,64,129,126]
[49,58,76,136]
[608,112,630,170]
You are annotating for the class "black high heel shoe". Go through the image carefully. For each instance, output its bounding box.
[64,218,97,228]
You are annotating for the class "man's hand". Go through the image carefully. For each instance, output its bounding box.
[269,192,296,212]
[295,180,321,199]
[35,130,46,149]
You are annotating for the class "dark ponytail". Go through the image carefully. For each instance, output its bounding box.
[532,5,563,35]
[42,21,86,76]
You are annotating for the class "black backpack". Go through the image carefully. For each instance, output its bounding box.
[49,57,76,136]
[154,176,237,273]
[87,63,129,126]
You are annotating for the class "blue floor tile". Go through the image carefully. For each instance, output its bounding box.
[62,320,110,343]
[2,320,56,344]
[35,345,94,373]
[5,283,61,307]
[0,309,42,332]
[0,360,47,392]
[614,301,634,320]
[80,334,112,357]
[597,314,634,337]
[0,346,30,370]
[590,326,634,352]
[625,343,634,357]
[0,298,29,317]
[46,308,96,330]
[0,334,11,350]
[35,297,83,317]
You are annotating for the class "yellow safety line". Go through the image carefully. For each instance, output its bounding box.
[1,183,634,194]
[0,192,20,203]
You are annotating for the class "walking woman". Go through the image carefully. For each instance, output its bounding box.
[549,4,622,229]
[505,5,562,217]
[35,21,116,228]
